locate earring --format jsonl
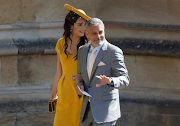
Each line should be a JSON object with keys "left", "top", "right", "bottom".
{"left": 70, "top": 29, "right": 72, "bottom": 32}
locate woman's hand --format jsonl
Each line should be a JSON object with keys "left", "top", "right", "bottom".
{"left": 50, "top": 93, "right": 58, "bottom": 101}
{"left": 75, "top": 85, "right": 84, "bottom": 95}
{"left": 71, "top": 74, "right": 83, "bottom": 83}
{"left": 50, "top": 92, "right": 57, "bottom": 101}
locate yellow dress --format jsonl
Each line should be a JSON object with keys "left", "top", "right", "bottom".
{"left": 54, "top": 38, "right": 83, "bottom": 126}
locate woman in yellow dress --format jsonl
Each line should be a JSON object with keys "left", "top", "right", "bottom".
{"left": 50, "top": 4, "right": 91, "bottom": 126}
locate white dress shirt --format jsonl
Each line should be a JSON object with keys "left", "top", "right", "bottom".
{"left": 86, "top": 44, "right": 103, "bottom": 73}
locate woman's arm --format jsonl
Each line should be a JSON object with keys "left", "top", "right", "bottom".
{"left": 50, "top": 53, "right": 62, "bottom": 100}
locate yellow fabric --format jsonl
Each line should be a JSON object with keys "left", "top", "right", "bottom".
{"left": 54, "top": 38, "right": 83, "bottom": 126}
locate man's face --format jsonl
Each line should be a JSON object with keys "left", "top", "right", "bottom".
{"left": 86, "top": 24, "right": 105, "bottom": 47}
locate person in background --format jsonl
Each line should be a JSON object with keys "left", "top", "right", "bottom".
{"left": 50, "top": 4, "right": 91, "bottom": 126}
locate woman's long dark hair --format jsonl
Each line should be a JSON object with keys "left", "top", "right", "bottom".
{"left": 63, "top": 11, "right": 87, "bottom": 60}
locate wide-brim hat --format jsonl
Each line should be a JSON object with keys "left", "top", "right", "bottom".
{"left": 65, "top": 4, "right": 91, "bottom": 21}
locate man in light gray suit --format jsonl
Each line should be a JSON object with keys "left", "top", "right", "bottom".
{"left": 75, "top": 18, "right": 130, "bottom": 126}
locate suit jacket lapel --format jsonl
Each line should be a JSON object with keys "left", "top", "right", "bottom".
{"left": 89, "top": 40, "right": 108, "bottom": 81}
{"left": 82, "top": 44, "right": 91, "bottom": 84}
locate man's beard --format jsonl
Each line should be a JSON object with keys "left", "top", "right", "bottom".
{"left": 92, "top": 38, "right": 104, "bottom": 47}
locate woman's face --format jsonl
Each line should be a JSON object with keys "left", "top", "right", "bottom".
{"left": 71, "top": 17, "right": 86, "bottom": 37}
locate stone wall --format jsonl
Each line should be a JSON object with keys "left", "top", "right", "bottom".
{"left": 0, "top": 54, "right": 180, "bottom": 126}
{"left": 1, "top": 0, "right": 180, "bottom": 26}
{"left": 0, "top": 0, "right": 180, "bottom": 126}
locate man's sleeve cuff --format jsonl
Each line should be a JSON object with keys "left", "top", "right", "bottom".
{"left": 107, "top": 79, "right": 114, "bottom": 87}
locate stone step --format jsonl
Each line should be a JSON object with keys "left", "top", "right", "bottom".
{"left": 0, "top": 112, "right": 54, "bottom": 126}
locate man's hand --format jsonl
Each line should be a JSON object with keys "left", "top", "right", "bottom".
{"left": 96, "top": 75, "right": 112, "bottom": 87}
{"left": 75, "top": 85, "right": 84, "bottom": 95}
{"left": 72, "top": 74, "right": 83, "bottom": 83}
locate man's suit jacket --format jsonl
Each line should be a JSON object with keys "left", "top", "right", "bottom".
{"left": 77, "top": 39, "right": 130, "bottom": 123}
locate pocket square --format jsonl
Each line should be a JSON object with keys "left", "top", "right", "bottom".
{"left": 98, "top": 61, "right": 106, "bottom": 66}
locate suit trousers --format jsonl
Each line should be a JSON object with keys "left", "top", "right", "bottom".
{"left": 80, "top": 102, "right": 116, "bottom": 126}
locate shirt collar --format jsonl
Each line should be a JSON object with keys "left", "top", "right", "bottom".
{"left": 89, "top": 43, "right": 103, "bottom": 53}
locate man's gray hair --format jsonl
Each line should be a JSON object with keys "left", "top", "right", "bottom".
{"left": 86, "top": 18, "right": 105, "bottom": 31}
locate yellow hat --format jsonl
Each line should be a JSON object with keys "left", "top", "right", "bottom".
{"left": 65, "top": 4, "right": 91, "bottom": 21}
